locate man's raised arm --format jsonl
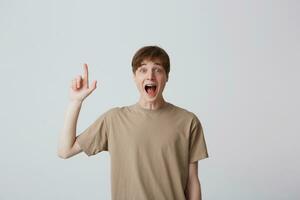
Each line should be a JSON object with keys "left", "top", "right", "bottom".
{"left": 57, "top": 63, "right": 97, "bottom": 159}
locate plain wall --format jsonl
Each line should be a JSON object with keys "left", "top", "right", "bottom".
{"left": 0, "top": 0, "right": 299, "bottom": 199}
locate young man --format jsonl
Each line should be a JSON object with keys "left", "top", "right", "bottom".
{"left": 57, "top": 46, "right": 209, "bottom": 200}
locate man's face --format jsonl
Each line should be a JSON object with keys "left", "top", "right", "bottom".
{"left": 133, "top": 59, "right": 168, "bottom": 102}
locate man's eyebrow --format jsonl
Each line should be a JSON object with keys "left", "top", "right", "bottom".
{"left": 154, "top": 62, "right": 162, "bottom": 66}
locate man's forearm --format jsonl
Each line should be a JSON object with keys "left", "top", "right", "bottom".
{"left": 57, "top": 100, "right": 82, "bottom": 156}
{"left": 186, "top": 178, "right": 202, "bottom": 200}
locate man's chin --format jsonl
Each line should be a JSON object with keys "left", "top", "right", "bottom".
{"left": 143, "top": 95, "right": 157, "bottom": 101}
{"left": 141, "top": 92, "right": 164, "bottom": 102}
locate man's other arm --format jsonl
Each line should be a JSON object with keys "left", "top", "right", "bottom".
{"left": 185, "top": 161, "right": 202, "bottom": 200}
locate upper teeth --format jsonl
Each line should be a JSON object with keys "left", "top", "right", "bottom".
{"left": 146, "top": 84, "right": 156, "bottom": 86}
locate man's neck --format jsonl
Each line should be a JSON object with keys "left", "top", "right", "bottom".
{"left": 137, "top": 98, "right": 166, "bottom": 110}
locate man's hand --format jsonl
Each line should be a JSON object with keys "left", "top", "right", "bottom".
{"left": 69, "top": 63, "right": 97, "bottom": 102}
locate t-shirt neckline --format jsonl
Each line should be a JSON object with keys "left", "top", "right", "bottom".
{"left": 133, "top": 101, "right": 171, "bottom": 113}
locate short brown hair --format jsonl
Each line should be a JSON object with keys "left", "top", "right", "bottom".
{"left": 131, "top": 46, "right": 170, "bottom": 77}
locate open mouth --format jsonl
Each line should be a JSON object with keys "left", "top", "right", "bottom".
{"left": 144, "top": 84, "right": 157, "bottom": 97}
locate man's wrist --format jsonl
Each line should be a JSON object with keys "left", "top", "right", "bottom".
{"left": 69, "top": 99, "right": 83, "bottom": 106}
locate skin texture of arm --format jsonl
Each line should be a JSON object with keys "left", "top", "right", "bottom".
{"left": 57, "top": 100, "right": 83, "bottom": 159}
{"left": 185, "top": 161, "right": 202, "bottom": 200}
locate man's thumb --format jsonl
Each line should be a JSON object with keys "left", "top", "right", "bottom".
{"left": 89, "top": 80, "right": 97, "bottom": 92}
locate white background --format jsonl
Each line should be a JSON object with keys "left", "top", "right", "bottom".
{"left": 0, "top": 0, "right": 299, "bottom": 199}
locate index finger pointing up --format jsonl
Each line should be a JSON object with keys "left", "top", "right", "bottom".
{"left": 82, "top": 63, "right": 89, "bottom": 87}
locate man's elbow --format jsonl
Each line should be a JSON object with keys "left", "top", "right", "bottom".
{"left": 57, "top": 150, "right": 70, "bottom": 159}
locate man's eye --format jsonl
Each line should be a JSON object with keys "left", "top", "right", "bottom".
{"left": 154, "top": 68, "right": 163, "bottom": 73}
{"left": 140, "top": 68, "right": 147, "bottom": 73}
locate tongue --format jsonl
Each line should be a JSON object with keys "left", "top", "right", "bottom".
{"left": 147, "top": 87, "right": 156, "bottom": 97}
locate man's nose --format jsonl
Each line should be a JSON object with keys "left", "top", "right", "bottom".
{"left": 146, "top": 70, "right": 155, "bottom": 79}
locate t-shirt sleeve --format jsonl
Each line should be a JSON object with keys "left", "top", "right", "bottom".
{"left": 189, "top": 115, "right": 209, "bottom": 163}
{"left": 76, "top": 113, "right": 109, "bottom": 156}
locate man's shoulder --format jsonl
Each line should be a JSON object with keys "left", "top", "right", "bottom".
{"left": 167, "top": 103, "right": 198, "bottom": 120}
{"left": 103, "top": 104, "right": 134, "bottom": 116}
{"left": 103, "top": 106, "right": 122, "bottom": 116}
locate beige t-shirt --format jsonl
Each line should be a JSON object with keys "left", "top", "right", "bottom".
{"left": 77, "top": 102, "right": 209, "bottom": 200}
